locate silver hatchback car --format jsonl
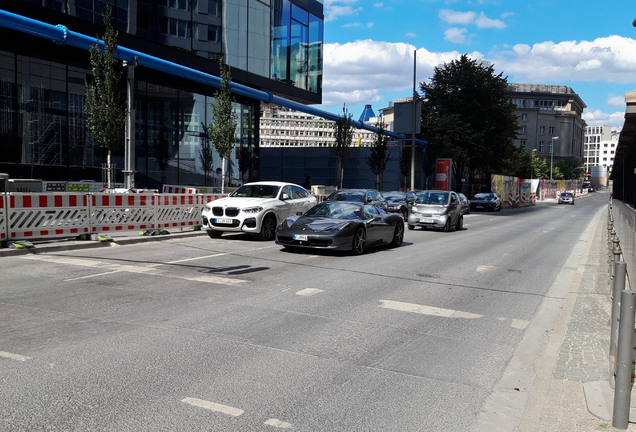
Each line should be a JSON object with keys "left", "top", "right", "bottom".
{"left": 407, "top": 190, "right": 463, "bottom": 232}
{"left": 558, "top": 192, "right": 575, "bottom": 205}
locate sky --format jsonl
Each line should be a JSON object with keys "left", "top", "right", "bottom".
{"left": 317, "top": 0, "right": 636, "bottom": 131}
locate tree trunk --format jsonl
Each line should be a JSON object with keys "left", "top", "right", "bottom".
{"left": 221, "top": 157, "right": 227, "bottom": 193}
{"left": 339, "top": 166, "right": 344, "bottom": 189}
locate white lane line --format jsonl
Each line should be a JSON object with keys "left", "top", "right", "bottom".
{"left": 296, "top": 288, "right": 323, "bottom": 296}
{"left": 379, "top": 300, "right": 482, "bottom": 319}
{"left": 511, "top": 319, "right": 530, "bottom": 329}
{"left": 22, "top": 255, "right": 104, "bottom": 268}
{"left": 64, "top": 271, "right": 121, "bottom": 281}
{"left": 167, "top": 253, "right": 229, "bottom": 264}
{"left": 176, "top": 274, "right": 245, "bottom": 285}
{"left": 181, "top": 397, "right": 244, "bottom": 416}
{"left": 264, "top": 418, "right": 293, "bottom": 428}
{"left": 0, "top": 351, "right": 32, "bottom": 362}
{"left": 476, "top": 265, "right": 494, "bottom": 273}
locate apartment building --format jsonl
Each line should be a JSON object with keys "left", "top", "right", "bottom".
{"left": 506, "top": 84, "right": 587, "bottom": 162}
{"left": 0, "top": 0, "right": 324, "bottom": 188}
{"left": 584, "top": 125, "right": 618, "bottom": 174}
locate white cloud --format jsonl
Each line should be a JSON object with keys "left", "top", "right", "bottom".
{"left": 583, "top": 110, "right": 625, "bottom": 130}
{"left": 492, "top": 36, "right": 636, "bottom": 84}
{"left": 405, "top": 33, "right": 417, "bottom": 38}
{"left": 373, "top": 2, "right": 383, "bottom": 7}
{"left": 444, "top": 28, "right": 468, "bottom": 43}
{"left": 367, "top": 22, "right": 374, "bottom": 28}
{"left": 324, "top": 1, "right": 363, "bottom": 22}
{"left": 439, "top": 9, "right": 476, "bottom": 25}
{"left": 607, "top": 94, "right": 625, "bottom": 107}
{"left": 501, "top": 12, "right": 515, "bottom": 18}
{"left": 475, "top": 12, "right": 505, "bottom": 29}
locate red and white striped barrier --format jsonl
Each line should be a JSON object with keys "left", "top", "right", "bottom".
{"left": 162, "top": 185, "right": 198, "bottom": 194}
{"left": 0, "top": 194, "right": 6, "bottom": 241}
{"left": 89, "top": 193, "right": 156, "bottom": 233}
{"left": 156, "top": 194, "right": 200, "bottom": 229}
{"left": 5, "top": 193, "right": 90, "bottom": 240}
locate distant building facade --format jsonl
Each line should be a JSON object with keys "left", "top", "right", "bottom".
{"left": 584, "top": 125, "right": 618, "bottom": 174}
{"left": 506, "top": 84, "right": 587, "bottom": 163}
{"left": 260, "top": 106, "right": 378, "bottom": 148}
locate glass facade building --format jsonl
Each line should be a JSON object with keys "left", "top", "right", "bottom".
{"left": 0, "top": 0, "right": 323, "bottom": 189}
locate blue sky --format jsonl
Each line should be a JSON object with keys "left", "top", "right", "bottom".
{"left": 318, "top": 0, "right": 636, "bottom": 130}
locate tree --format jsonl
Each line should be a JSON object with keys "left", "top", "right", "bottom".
{"left": 419, "top": 54, "right": 519, "bottom": 190}
{"left": 399, "top": 146, "right": 412, "bottom": 190}
{"left": 556, "top": 157, "right": 585, "bottom": 180}
{"left": 198, "top": 123, "right": 214, "bottom": 186}
{"left": 366, "top": 117, "right": 391, "bottom": 191}
{"left": 85, "top": 6, "right": 125, "bottom": 190}
{"left": 206, "top": 57, "right": 238, "bottom": 193}
{"left": 333, "top": 106, "right": 355, "bottom": 189}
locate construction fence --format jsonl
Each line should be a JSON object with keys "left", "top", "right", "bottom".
{"left": 491, "top": 175, "right": 587, "bottom": 208}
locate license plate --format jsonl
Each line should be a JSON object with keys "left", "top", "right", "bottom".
{"left": 215, "top": 218, "right": 233, "bottom": 224}
{"left": 419, "top": 218, "right": 434, "bottom": 223}
{"left": 476, "top": 205, "right": 484, "bottom": 208}
{"left": 293, "top": 234, "right": 308, "bottom": 241}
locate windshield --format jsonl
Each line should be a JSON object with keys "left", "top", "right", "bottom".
{"left": 382, "top": 192, "right": 406, "bottom": 201}
{"left": 325, "top": 191, "right": 366, "bottom": 202}
{"left": 561, "top": 193, "right": 573, "bottom": 197}
{"left": 474, "top": 193, "right": 496, "bottom": 199}
{"left": 415, "top": 192, "right": 449, "bottom": 205}
{"left": 304, "top": 202, "right": 363, "bottom": 219}
{"left": 231, "top": 184, "right": 280, "bottom": 198}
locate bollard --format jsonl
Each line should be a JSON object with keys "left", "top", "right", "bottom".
{"left": 612, "top": 289, "right": 636, "bottom": 430}
{"left": 610, "top": 262, "right": 627, "bottom": 360}
{"left": 612, "top": 250, "right": 622, "bottom": 279}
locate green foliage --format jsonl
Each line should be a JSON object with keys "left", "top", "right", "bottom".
{"left": 366, "top": 118, "right": 391, "bottom": 178}
{"left": 333, "top": 106, "right": 355, "bottom": 187}
{"left": 399, "top": 146, "right": 412, "bottom": 178}
{"left": 207, "top": 58, "right": 238, "bottom": 162}
{"left": 198, "top": 126, "right": 214, "bottom": 186}
{"left": 556, "top": 157, "right": 585, "bottom": 180}
{"left": 420, "top": 54, "right": 519, "bottom": 186}
{"left": 84, "top": 6, "right": 125, "bottom": 155}
{"left": 508, "top": 149, "right": 550, "bottom": 179}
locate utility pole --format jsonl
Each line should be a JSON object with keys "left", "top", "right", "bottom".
{"left": 410, "top": 50, "right": 416, "bottom": 190}
{"left": 123, "top": 56, "right": 138, "bottom": 190}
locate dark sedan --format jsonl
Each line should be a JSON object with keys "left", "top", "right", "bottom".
{"left": 324, "top": 189, "right": 388, "bottom": 211}
{"left": 381, "top": 191, "right": 410, "bottom": 221}
{"left": 470, "top": 193, "right": 502, "bottom": 211}
{"left": 275, "top": 201, "right": 404, "bottom": 255}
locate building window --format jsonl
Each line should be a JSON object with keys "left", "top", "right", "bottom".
{"left": 539, "top": 141, "right": 545, "bottom": 153}
{"left": 539, "top": 126, "right": 545, "bottom": 134}
{"left": 208, "top": 25, "right": 221, "bottom": 42}
{"left": 520, "top": 126, "right": 527, "bottom": 134}
{"left": 521, "top": 113, "right": 527, "bottom": 121}
{"left": 549, "top": 126, "right": 554, "bottom": 134}
{"left": 520, "top": 140, "right": 526, "bottom": 148}
{"left": 208, "top": 0, "right": 221, "bottom": 16}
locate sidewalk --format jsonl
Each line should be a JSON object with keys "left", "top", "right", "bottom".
{"left": 517, "top": 205, "right": 635, "bottom": 431}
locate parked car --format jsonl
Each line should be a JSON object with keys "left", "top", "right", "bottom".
{"left": 201, "top": 181, "right": 316, "bottom": 240}
{"left": 275, "top": 201, "right": 404, "bottom": 255}
{"left": 406, "top": 190, "right": 422, "bottom": 206}
{"left": 558, "top": 192, "right": 575, "bottom": 205}
{"left": 324, "top": 189, "right": 388, "bottom": 211}
{"left": 458, "top": 193, "right": 471, "bottom": 215}
{"left": 470, "top": 193, "right": 502, "bottom": 212}
{"left": 381, "top": 191, "right": 410, "bottom": 221}
{"left": 407, "top": 190, "right": 463, "bottom": 232}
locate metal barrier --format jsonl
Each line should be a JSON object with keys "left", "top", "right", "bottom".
{"left": 0, "top": 192, "right": 332, "bottom": 243}
{"left": 5, "top": 193, "right": 91, "bottom": 240}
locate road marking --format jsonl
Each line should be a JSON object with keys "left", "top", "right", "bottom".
{"left": 0, "top": 351, "right": 31, "bottom": 362}
{"left": 264, "top": 419, "right": 293, "bottom": 428}
{"left": 296, "top": 288, "right": 323, "bottom": 296}
{"left": 23, "top": 255, "right": 245, "bottom": 285}
{"left": 511, "top": 319, "right": 530, "bottom": 329}
{"left": 379, "top": 300, "right": 482, "bottom": 319}
{"left": 181, "top": 397, "right": 244, "bottom": 416}
{"left": 167, "top": 253, "right": 229, "bottom": 264}
{"left": 477, "top": 265, "right": 494, "bottom": 272}
{"left": 64, "top": 271, "right": 121, "bottom": 281}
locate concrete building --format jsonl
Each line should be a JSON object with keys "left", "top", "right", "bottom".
{"left": 584, "top": 125, "right": 618, "bottom": 174}
{"left": 507, "top": 84, "right": 587, "bottom": 163}
{"left": 0, "top": 0, "right": 324, "bottom": 188}
{"left": 260, "top": 106, "right": 379, "bottom": 148}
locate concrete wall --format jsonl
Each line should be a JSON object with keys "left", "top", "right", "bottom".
{"left": 612, "top": 200, "right": 636, "bottom": 287}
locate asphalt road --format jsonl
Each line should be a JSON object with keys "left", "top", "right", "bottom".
{"left": 0, "top": 194, "right": 608, "bottom": 431}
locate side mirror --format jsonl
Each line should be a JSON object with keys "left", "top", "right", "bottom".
{"left": 296, "top": 211, "right": 303, "bottom": 216}
{"left": 281, "top": 193, "right": 290, "bottom": 201}
{"left": 372, "top": 216, "right": 382, "bottom": 222}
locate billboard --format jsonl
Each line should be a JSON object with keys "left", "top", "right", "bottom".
{"left": 436, "top": 158, "right": 452, "bottom": 191}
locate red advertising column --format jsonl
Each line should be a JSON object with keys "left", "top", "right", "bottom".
{"left": 436, "top": 158, "right": 452, "bottom": 191}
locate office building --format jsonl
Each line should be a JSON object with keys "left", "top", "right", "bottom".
{"left": 584, "top": 125, "right": 618, "bottom": 174}
{"left": 506, "top": 84, "right": 587, "bottom": 163}
{"left": 0, "top": 0, "right": 324, "bottom": 188}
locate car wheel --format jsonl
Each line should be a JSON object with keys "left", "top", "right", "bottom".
{"left": 351, "top": 227, "right": 366, "bottom": 255}
{"left": 391, "top": 222, "right": 404, "bottom": 247}
{"left": 407, "top": 224, "right": 415, "bottom": 231}
{"left": 497, "top": 204, "right": 502, "bottom": 212}
{"left": 442, "top": 218, "right": 451, "bottom": 232}
{"left": 455, "top": 215, "right": 463, "bottom": 231}
{"left": 207, "top": 230, "right": 222, "bottom": 239}
{"left": 258, "top": 214, "right": 277, "bottom": 241}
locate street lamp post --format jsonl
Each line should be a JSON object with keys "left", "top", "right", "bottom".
{"left": 531, "top": 148, "right": 537, "bottom": 179}
{"left": 550, "top": 137, "right": 559, "bottom": 180}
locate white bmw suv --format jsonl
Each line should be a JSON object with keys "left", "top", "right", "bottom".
{"left": 202, "top": 181, "right": 317, "bottom": 240}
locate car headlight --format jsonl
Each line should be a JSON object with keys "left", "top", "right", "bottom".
{"left": 242, "top": 206, "right": 263, "bottom": 214}
{"left": 324, "top": 222, "right": 351, "bottom": 233}
{"left": 204, "top": 204, "right": 212, "bottom": 211}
